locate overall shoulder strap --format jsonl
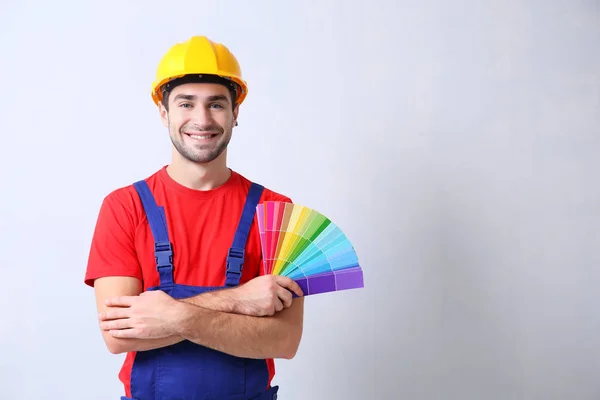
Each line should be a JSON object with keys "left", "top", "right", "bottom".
{"left": 225, "top": 182, "right": 265, "bottom": 287}
{"left": 133, "top": 180, "right": 174, "bottom": 287}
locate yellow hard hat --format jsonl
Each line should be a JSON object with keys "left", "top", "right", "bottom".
{"left": 151, "top": 36, "right": 248, "bottom": 106}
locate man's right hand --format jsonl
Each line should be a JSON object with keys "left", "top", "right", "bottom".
{"left": 229, "top": 275, "right": 304, "bottom": 317}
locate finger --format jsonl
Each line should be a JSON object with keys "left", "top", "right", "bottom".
{"left": 99, "top": 318, "right": 133, "bottom": 331}
{"left": 274, "top": 276, "right": 304, "bottom": 297}
{"left": 277, "top": 287, "right": 293, "bottom": 308}
{"left": 274, "top": 298, "right": 284, "bottom": 313}
{"left": 99, "top": 308, "right": 130, "bottom": 321}
{"left": 105, "top": 296, "right": 136, "bottom": 307}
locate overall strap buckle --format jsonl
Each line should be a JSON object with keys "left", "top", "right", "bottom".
{"left": 155, "top": 241, "right": 174, "bottom": 288}
{"left": 155, "top": 241, "right": 173, "bottom": 268}
{"left": 225, "top": 247, "right": 244, "bottom": 286}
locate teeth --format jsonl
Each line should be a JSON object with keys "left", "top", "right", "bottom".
{"left": 189, "top": 134, "right": 214, "bottom": 139}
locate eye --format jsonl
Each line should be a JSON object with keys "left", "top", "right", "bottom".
{"left": 179, "top": 103, "right": 192, "bottom": 108}
{"left": 209, "top": 103, "right": 224, "bottom": 109}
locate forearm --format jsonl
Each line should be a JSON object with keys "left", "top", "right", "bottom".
{"left": 179, "top": 288, "right": 238, "bottom": 313}
{"left": 104, "top": 334, "right": 184, "bottom": 354}
{"left": 174, "top": 298, "right": 304, "bottom": 359}
{"left": 105, "top": 289, "right": 238, "bottom": 353}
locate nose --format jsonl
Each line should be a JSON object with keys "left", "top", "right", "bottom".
{"left": 188, "top": 106, "right": 217, "bottom": 128}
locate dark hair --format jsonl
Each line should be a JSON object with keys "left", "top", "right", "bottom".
{"left": 160, "top": 74, "right": 239, "bottom": 111}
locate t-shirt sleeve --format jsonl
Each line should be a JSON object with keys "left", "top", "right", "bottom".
{"left": 84, "top": 191, "right": 143, "bottom": 287}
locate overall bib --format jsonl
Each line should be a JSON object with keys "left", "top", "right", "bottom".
{"left": 121, "top": 180, "right": 279, "bottom": 400}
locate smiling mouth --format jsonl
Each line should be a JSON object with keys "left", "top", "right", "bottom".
{"left": 185, "top": 133, "right": 218, "bottom": 140}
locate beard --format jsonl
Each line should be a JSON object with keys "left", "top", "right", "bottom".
{"left": 169, "top": 121, "right": 232, "bottom": 164}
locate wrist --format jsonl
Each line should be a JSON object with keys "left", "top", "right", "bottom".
{"left": 171, "top": 301, "right": 201, "bottom": 337}
{"left": 212, "top": 288, "right": 240, "bottom": 313}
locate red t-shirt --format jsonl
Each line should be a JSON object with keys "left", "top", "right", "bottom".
{"left": 84, "top": 166, "right": 291, "bottom": 394}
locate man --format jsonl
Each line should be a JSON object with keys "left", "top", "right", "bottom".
{"left": 84, "top": 35, "right": 304, "bottom": 400}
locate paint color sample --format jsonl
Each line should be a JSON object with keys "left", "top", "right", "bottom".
{"left": 256, "top": 201, "right": 365, "bottom": 296}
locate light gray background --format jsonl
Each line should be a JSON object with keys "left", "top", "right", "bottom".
{"left": 1, "top": 1, "right": 599, "bottom": 399}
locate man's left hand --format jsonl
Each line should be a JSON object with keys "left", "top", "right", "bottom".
{"left": 99, "top": 290, "right": 183, "bottom": 339}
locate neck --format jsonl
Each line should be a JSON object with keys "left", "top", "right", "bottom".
{"left": 166, "top": 152, "right": 231, "bottom": 191}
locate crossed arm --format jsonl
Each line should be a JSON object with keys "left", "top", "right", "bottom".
{"left": 94, "top": 275, "right": 304, "bottom": 359}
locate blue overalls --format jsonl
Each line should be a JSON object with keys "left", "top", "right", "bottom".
{"left": 121, "top": 179, "right": 279, "bottom": 400}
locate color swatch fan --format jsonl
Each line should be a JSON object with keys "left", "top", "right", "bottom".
{"left": 256, "top": 201, "right": 364, "bottom": 296}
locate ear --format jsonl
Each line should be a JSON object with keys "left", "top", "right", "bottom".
{"left": 233, "top": 104, "right": 240, "bottom": 127}
{"left": 158, "top": 102, "right": 169, "bottom": 128}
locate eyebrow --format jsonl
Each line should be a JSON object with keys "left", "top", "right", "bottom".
{"left": 172, "top": 93, "right": 230, "bottom": 103}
